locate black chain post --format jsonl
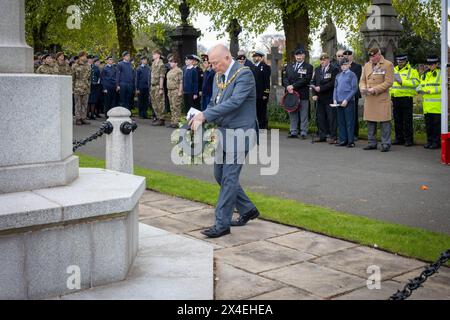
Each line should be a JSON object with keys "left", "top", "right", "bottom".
{"left": 120, "top": 120, "right": 138, "bottom": 135}
{"left": 73, "top": 121, "right": 114, "bottom": 152}
{"left": 389, "top": 249, "right": 450, "bottom": 300}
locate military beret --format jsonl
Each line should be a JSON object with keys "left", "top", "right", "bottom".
{"left": 186, "top": 54, "right": 199, "bottom": 62}
{"left": 294, "top": 48, "right": 306, "bottom": 55}
{"left": 42, "top": 53, "right": 51, "bottom": 60}
{"left": 106, "top": 56, "right": 113, "bottom": 60}
{"left": 319, "top": 52, "right": 330, "bottom": 60}
{"left": 201, "top": 54, "right": 209, "bottom": 61}
{"left": 252, "top": 50, "right": 265, "bottom": 58}
{"left": 55, "top": 52, "right": 65, "bottom": 60}
{"left": 339, "top": 58, "right": 351, "bottom": 66}
{"left": 122, "top": 51, "right": 130, "bottom": 57}
{"left": 426, "top": 55, "right": 440, "bottom": 64}
{"left": 192, "top": 55, "right": 201, "bottom": 62}
{"left": 343, "top": 50, "right": 353, "bottom": 56}
{"left": 93, "top": 58, "right": 100, "bottom": 63}
{"left": 87, "top": 55, "right": 95, "bottom": 59}
{"left": 140, "top": 55, "right": 148, "bottom": 61}
{"left": 368, "top": 48, "right": 380, "bottom": 57}
{"left": 396, "top": 53, "right": 408, "bottom": 61}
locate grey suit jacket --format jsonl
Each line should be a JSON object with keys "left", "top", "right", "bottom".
{"left": 203, "top": 61, "right": 258, "bottom": 154}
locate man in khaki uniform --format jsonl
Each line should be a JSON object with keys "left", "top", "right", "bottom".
{"left": 55, "top": 52, "right": 71, "bottom": 75}
{"left": 36, "top": 54, "right": 58, "bottom": 75}
{"left": 151, "top": 49, "right": 167, "bottom": 126}
{"left": 72, "top": 51, "right": 91, "bottom": 125}
{"left": 166, "top": 55, "right": 183, "bottom": 128}
{"left": 359, "top": 48, "right": 394, "bottom": 152}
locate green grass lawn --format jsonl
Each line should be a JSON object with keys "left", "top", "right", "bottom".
{"left": 78, "top": 153, "right": 450, "bottom": 264}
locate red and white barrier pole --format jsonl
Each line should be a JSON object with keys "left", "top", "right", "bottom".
{"left": 441, "top": 0, "right": 450, "bottom": 165}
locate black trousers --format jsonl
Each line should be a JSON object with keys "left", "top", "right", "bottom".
{"left": 256, "top": 98, "right": 269, "bottom": 129}
{"left": 103, "top": 87, "right": 117, "bottom": 116}
{"left": 425, "top": 113, "right": 441, "bottom": 146}
{"left": 193, "top": 95, "right": 201, "bottom": 110}
{"left": 183, "top": 94, "right": 195, "bottom": 114}
{"left": 137, "top": 88, "right": 150, "bottom": 118}
{"left": 317, "top": 100, "right": 337, "bottom": 140}
{"left": 393, "top": 97, "right": 414, "bottom": 143}
{"left": 354, "top": 97, "right": 360, "bottom": 138}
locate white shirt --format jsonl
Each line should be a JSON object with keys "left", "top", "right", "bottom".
{"left": 254, "top": 61, "right": 261, "bottom": 67}
{"left": 223, "top": 60, "right": 236, "bottom": 82}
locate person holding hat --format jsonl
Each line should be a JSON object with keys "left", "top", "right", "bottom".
{"left": 55, "top": 52, "right": 71, "bottom": 75}
{"left": 72, "top": 51, "right": 92, "bottom": 125}
{"left": 343, "top": 50, "right": 362, "bottom": 141}
{"left": 360, "top": 48, "right": 394, "bottom": 152}
{"left": 151, "top": 49, "right": 167, "bottom": 125}
{"left": 311, "top": 52, "right": 340, "bottom": 144}
{"left": 252, "top": 50, "right": 271, "bottom": 129}
{"left": 36, "top": 53, "right": 58, "bottom": 75}
{"left": 116, "top": 51, "right": 135, "bottom": 111}
{"left": 390, "top": 53, "right": 420, "bottom": 147}
{"left": 183, "top": 54, "right": 200, "bottom": 114}
{"left": 333, "top": 58, "right": 358, "bottom": 147}
{"left": 135, "top": 56, "right": 151, "bottom": 119}
{"left": 100, "top": 56, "right": 117, "bottom": 115}
{"left": 418, "top": 55, "right": 442, "bottom": 149}
{"left": 282, "top": 48, "right": 314, "bottom": 138}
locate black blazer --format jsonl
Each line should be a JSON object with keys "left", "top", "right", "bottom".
{"left": 254, "top": 62, "right": 271, "bottom": 99}
{"left": 282, "top": 61, "right": 313, "bottom": 100}
{"left": 350, "top": 62, "right": 363, "bottom": 98}
{"left": 311, "top": 64, "right": 339, "bottom": 103}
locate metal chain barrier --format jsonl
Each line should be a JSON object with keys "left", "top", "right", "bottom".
{"left": 389, "top": 249, "right": 450, "bottom": 300}
{"left": 72, "top": 121, "right": 114, "bottom": 152}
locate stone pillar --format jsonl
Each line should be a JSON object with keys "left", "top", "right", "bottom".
{"left": 170, "top": 0, "right": 201, "bottom": 62}
{"left": 360, "top": 0, "right": 403, "bottom": 62}
{"left": 0, "top": 0, "right": 33, "bottom": 73}
{"left": 106, "top": 108, "right": 135, "bottom": 174}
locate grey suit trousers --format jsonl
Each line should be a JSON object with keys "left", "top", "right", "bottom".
{"left": 213, "top": 152, "right": 256, "bottom": 231}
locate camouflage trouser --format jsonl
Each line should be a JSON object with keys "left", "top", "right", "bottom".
{"left": 151, "top": 86, "right": 165, "bottom": 119}
{"left": 74, "top": 94, "right": 89, "bottom": 120}
{"left": 168, "top": 90, "right": 182, "bottom": 125}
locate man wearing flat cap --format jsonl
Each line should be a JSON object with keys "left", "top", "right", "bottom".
{"left": 344, "top": 50, "right": 362, "bottom": 140}
{"left": 252, "top": 51, "right": 271, "bottom": 129}
{"left": 360, "top": 48, "right": 394, "bottom": 152}
{"left": 116, "top": 51, "right": 135, "bottom": 111}
{"left": 390, "top": 53, "right": 420, "bottom": 147}
{"left": 419, "top": 55, "right": 442, "bottom": 149}
{"left": 282, "top": 48, "right": 314, "bottom": 138}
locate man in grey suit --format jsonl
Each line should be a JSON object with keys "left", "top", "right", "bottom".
{"left": 189, "top": 44, "right": 260, "bottom": 238}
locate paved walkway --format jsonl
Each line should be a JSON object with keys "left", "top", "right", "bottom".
{"left": 74, "top": 119, "right": 450, "bottom": 234}
{"left": 139, "top": 190, "right": 450, "bottom": 300}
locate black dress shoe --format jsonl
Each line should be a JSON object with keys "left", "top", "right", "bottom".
{"left": 287, "top": 134, "right": 299, "bottom": 139}
{"left": 347, "top": 143, "right": 356, "bottom": 148}
{"left": 231, "top": 209, "right": 260, "bottom": 227}
{"left": 201, "top": 228, "right": 231, "bottom": 238}
{"left": 335, "top": 142, "right": 348, "bottom": 147}
{"left": 424, "top": 143, "right": 432, "bottom": 149}
{"left": 363, "top": 145, "right": 377, "bottom": 150}
{"left": 381, "top": 145, "right": 391, "bottom": 152}
{"left": 405, "top": 141, "right": 413, "bottom": 147}
{"left": 429, "top": 143, "right": 441, "bottom": 150}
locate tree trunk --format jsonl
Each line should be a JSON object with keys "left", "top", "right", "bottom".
{"left": 111, "top": 0, "right": 135, "bottom": 56}
{"left": 31, "top": 22, "right": 49, "bottom": 52}
{"left": 281, "top": 1, "right": 310, "bottom": 63}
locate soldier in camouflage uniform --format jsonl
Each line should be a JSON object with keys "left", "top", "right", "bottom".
{"left": 166, "top": 55, "right": 183, "bottom": 128}
{"left": 55, "top": 52, "right": 71, "bottom": 75}
{"left": 151, "top": 49, "right": 167, "bottom": 126}
{"left": 36, "top": 54, "right": 58, "bottom": 75}
{"left": 72, "top": 51, "right": 91, "bottom": 125}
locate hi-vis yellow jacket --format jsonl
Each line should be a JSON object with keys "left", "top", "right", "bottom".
{"left": 419, "top": 68, "right": 442, "bottom": 114}
{"left": 390, "top": 63, "right": 420, "bottom": 98}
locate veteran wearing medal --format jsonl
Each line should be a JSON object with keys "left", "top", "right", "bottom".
{"left": 360, "top": 48, "right": 394, "bottom": 152}
{"left": 189, "top": 44, "right": 260, "bottom": 239}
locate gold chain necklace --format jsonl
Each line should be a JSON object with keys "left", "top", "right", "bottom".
{"left": 216, "top": 66, "right": 250, "bottom": 90}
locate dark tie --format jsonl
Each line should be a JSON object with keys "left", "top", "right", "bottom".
{"left": 221, "top": 74, "right": 226, "bottom": 83}
{"left": 295, "top": 63, "right": 299, "bottom": 71}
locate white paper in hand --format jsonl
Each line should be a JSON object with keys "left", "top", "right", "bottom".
{"left": 186, "top": 107, "right": 201, "bottom": 121}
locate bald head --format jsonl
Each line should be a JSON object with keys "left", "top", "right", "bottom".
{"left": 208, "top": 44, "right": 233, "bottom": 74}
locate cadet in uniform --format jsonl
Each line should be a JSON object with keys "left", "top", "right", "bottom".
{"left": 151, "top": 49, "right": 167, "bottom": 126}
{"left": 88, "top": 57, "right": 101, "bottom": 120}
{"left": 36, "top": 54, "right": 58, "bottom": 74}
{"left": 55, "top": 52, "right": 71, "bottom": 75}
{"left": 252, "top": 50, "right": 271, "bottom": 130}
{"left": 418, "top": 55, "right": 442, "bottom": 149}
{"left": 390, "top": 54, "right": 420, "bottom": 146}
{"left": 166, "top": 55, "right": 183, "bottom": 128}
{"left": 360, "top": 48, "right": 394, "bottom": 152}
{"left": 72, "top": 51, "right": 91, "bottom": 125}
{"left": 183, "top": 54, "right": 199, "bottom": 114}
{"left": 116, "top": 51, "right": 135, "bottom": 111}
{"left": 100, "top": 56, "right": 117, "bottom": 115}
{"left": 135, "top": 56, "right": 151, "bottom": 119}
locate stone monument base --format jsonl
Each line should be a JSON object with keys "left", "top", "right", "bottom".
{"left": 0, "top": 168, "right": 145, "bottom": 300}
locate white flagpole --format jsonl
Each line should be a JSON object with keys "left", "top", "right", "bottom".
{"left": 441, "top": 0, "right": 448, "bottom": 135}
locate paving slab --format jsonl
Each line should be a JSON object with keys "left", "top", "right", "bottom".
{"left": 260, "top": 262, "right": 366, "bottom": 299}
{"left": 215, "top": 262, "right": 284, "bottom": 300}
{"left": 313, "top": 246, "right": 426, "bottom": 280}
{"left": 215, "top": 241, "right": 316, "bottom": 274}
{"left": 170, "top": 208, "right": 218, "bottom": 228}
{"left": 141, "top": 216, "right": 203, "bottom": 234}
{"left": 149, "top": 198, "right": 207, "bottom": 214}
{"left": 267, "top": 231, "right": 358, "bottom": 256}
{"left": 334, "top": 280, "right": 403, "bottom": 300}
{"left": 139, "top": 204, "right": 172, "bottom": 219}
{"left": 250, "top": 287, "right": 322, "bottom": 300}
{"left": 140, "top": 191, "right": 173, "bottom": 203}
